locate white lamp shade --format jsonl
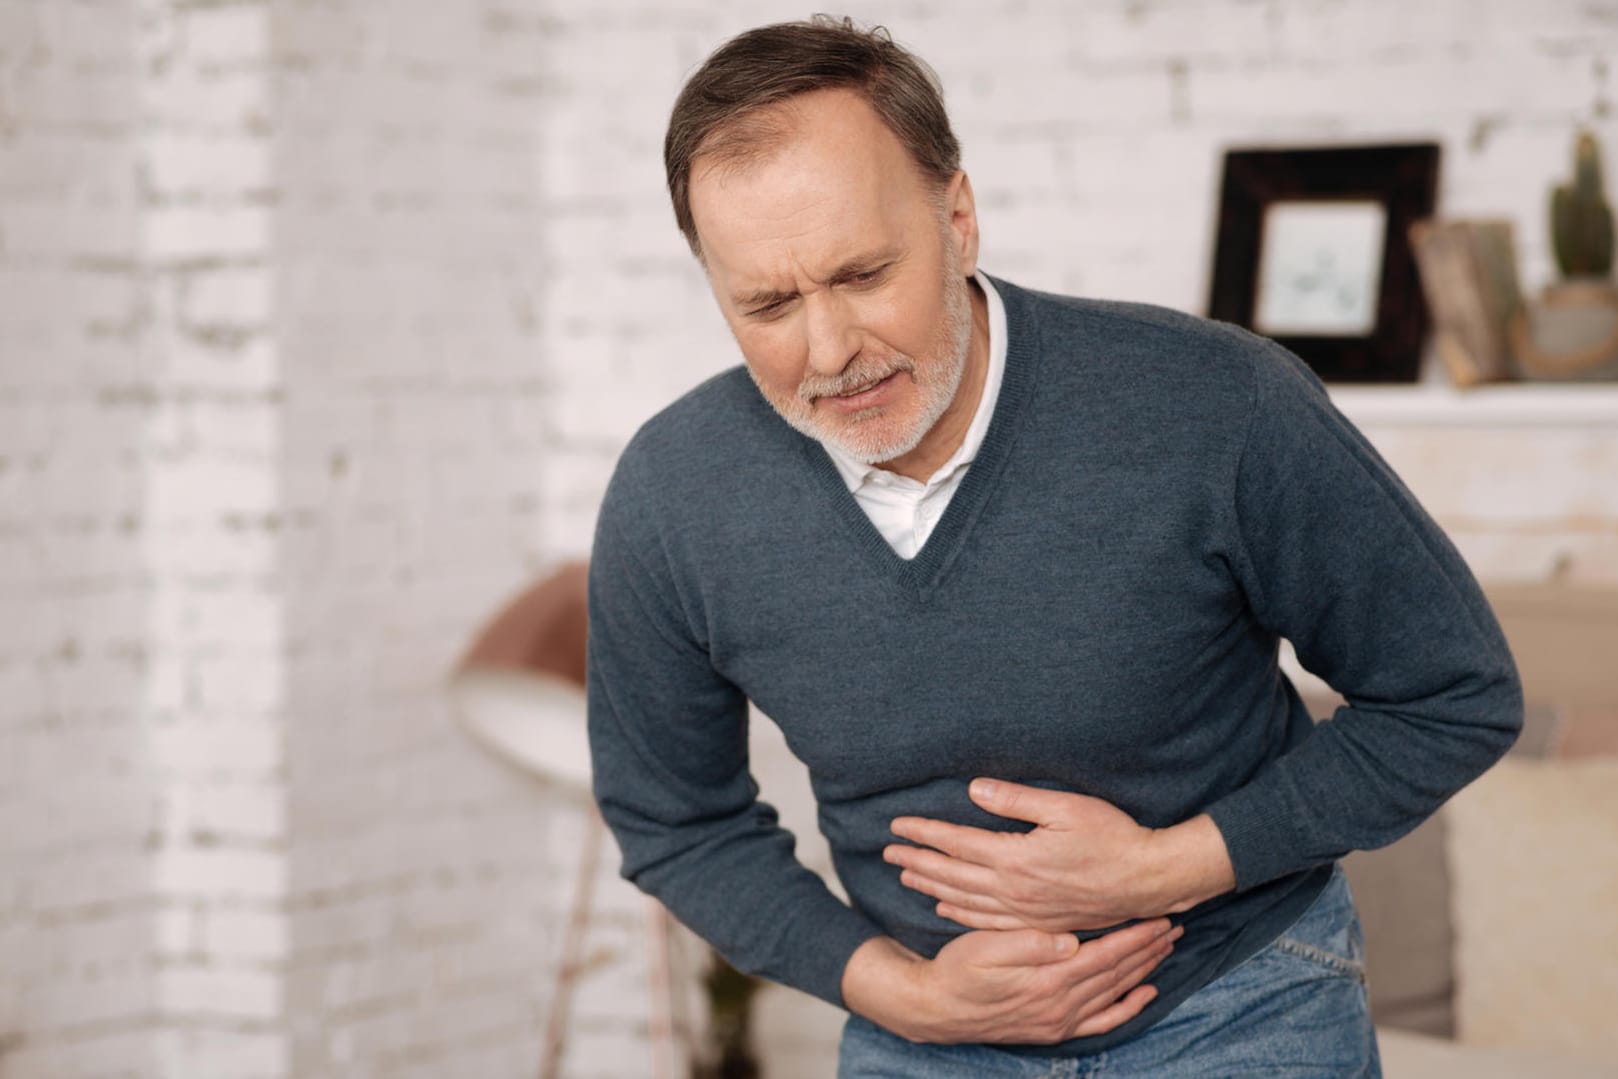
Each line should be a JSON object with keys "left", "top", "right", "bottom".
{"left": 449, "top": 666, "right": 592, "bottom": 792}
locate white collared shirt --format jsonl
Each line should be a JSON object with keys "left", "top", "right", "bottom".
{"left": 821, "top": 271, "right": 1009, "bottom": 560}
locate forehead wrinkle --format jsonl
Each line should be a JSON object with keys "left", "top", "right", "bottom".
{"left": 726, "top": 225, "right": 909, "bottom": 310}
{"left": 722, "top": 205, "right": 921, "bottom": 314}
{"left": 726, "top": 246, "right": 825, "bottom": 309}
{"left": 708, "top": 164, "right": 908, "bottom": 262}
{"left": 708, "top": 200, "right": 849, "bottom": 293}
{"left": 693, "top": 168, "right": 845, "bottom": 283}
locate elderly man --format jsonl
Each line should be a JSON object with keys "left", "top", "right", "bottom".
{"left": 586, "top": 16, "right": 1520, "bottom": 1077}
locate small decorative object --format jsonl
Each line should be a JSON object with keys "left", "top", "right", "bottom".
{"left": 1408, "top": 219, "right": 1524, "bottom": 387}
{"left": 694, "top": 958, "right": 762, "bottom": 1079}
{"left": 1509, "top": 130, "right": 1618, "bottom": 380}
{"left": 1553, "top": 131, "right": 1615, "bottom": 277}
{"left": 1208, "top": 143, "right": 1441, "bottom": 382}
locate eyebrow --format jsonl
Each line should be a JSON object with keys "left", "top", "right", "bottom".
{"left": 732, "top": 249, "right": 900, "bottom": 311}
{"left": 735, "top": 284, "right": 798, "bottom": 311}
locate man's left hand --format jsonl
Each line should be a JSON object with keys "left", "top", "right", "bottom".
{"left": 884, "top": 779, "right": 1236, "bottom": 933}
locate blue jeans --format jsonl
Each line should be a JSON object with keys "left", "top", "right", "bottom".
{"left": 839, "top": 864, "right": 1381, "bottom": 1077}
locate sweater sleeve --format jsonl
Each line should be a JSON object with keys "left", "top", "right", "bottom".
{"left": 585, "top": 466, "right": 885, "bottom": 1007}
{"left": 1203, "top": 340, "right": 1523, "bottom": 891}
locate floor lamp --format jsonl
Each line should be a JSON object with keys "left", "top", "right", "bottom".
{"left": 448, "top": 563, "right": 686, "bottom": 1079}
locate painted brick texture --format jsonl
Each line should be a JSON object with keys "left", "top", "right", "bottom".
{"left": 1, "top": 1, "right": 162, "bottom": 1075}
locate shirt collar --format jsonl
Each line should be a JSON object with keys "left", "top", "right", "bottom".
{"left": 824, "top": 270, "right": 1009, "bottom": 493}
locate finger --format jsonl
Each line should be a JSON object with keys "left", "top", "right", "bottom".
{"left": 896, "top": 864, "right": 1012, "bottom": 917}
{"left": 893, "top": 854, "right": 1003, "bottom": 905}
{"left": 1071, "top": 984, "right": 1159, "bottom": 1039}
{"left": 889, "top": 816, "right": 1007, "bottom": 864}
{"left": 955, "top": 927, "right": 1079, "bottom": 967}
{"left": 1072, "top": 930, "right": 1172, "bottom": 998}
{"left": 969, "top": 778, "right": 1098, "bottom": 826}
{"left": 1061, "top": 918, "right": 1175, "bottom": 973}
{"left": 1054, "top": 924, "right": 1176, "bottom": 995}
{"left": 885, "top": 844, "right": 1003, "bottom": 896}
{"left": 1059, "top": 930, "right": 1175, "bottom": 1037}
{"left": 935, "top": 902, "right": 1031, "bottom": 931}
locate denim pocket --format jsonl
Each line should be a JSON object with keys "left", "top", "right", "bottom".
{"left": 1272, "top": 865, "right": 1367, "bottom": 982}
{"left": 1272, "top": 933, "right": 1367, "bottom": 981}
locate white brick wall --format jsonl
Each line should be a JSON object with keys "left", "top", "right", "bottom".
{"left": 5, "top": 0, "right": 594, "bottom": 1075}
{"left": 3, "top": 3, "right": 1615, "bottom": 1079}
{"left": 267, "top": 0, "right": 595, "bottom": 1072}
{"left": 1, "top": 0, "right": 162, "bottom": 1075}
{"left": 132, "top": 4, "right": 291, "bottom": 1076}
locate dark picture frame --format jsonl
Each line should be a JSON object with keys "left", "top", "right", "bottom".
{"left": 1207, "top": 143, "right": 1441, "bottom": 383}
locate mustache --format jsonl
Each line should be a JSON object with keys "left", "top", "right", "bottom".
{"left": 798, "top": 356, "right": 914, "bottom": 402}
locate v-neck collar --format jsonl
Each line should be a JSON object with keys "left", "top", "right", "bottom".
{"left": 799, "top": 275, "right": 1043, "bottom": 598}
{"left": 822, "top": 270, "right": 1010, "bottom": 499}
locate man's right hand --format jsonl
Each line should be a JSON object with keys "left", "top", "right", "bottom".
{"left": 840, "top": 919, "right": 1181, "bottom": 1045}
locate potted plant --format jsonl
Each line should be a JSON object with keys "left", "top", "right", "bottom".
{"left": 1510, "top": 130, "right": 1618, "bottom": 380}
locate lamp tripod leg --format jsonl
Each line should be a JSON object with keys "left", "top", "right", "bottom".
{"left": 539, "top": 805, "right": 605, "bottom": 1079}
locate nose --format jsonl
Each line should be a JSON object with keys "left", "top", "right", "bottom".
{"left": 803, "top": 291, "right": 858, "bottom": 377}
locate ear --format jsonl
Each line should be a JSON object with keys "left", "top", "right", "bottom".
{"left": 943, "top": 169, "right": 980, "bottom": 278}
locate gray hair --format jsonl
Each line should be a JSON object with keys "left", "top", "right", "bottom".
{"left": 664, "top": 15, "right": 961, "bottom": 257}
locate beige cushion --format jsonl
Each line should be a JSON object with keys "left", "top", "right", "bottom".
{"left": 1551, "top": 706, "right": 1618, "bottom": 757}
{"left": 1322, "top": 583, "right": 1618, "bottom": 1038}
{"left": 1341, "top": 702, "right": 1561, "bottom": 1038}
{"left": 1486, "top": 584, "right": 1618, "bottom": 710}
{"left": 1377, "top": 1027, "right": 1617, "bottom": 1079}
{"left": 1445, "top": 756, "right": 1618, "bottom": 1057}
{"left": 1344, "top": 823, "right": 1454, "bottom": 1036}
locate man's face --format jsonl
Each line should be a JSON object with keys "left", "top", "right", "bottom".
{"left": 687, "top": 88, "right": 982, "bottom": 472}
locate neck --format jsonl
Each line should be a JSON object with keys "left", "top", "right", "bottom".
{"left": 876, "top": 278, "right": 992, "bottom": 483}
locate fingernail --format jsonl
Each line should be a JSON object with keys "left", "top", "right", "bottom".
{"left": 1056, "top": 934, "right": 1078, "bottom": 957}
{"left": 972, "top": 779, "right": 998, "bottom": 801}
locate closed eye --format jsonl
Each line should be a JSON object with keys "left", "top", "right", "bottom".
{"left": 745, "top": 296, "right": 795, "bottom": 321}
{"left": 844, "top": 265, "right": 888, "bottom": 288}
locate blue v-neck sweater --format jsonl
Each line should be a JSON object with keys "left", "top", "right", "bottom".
{"left": 586, "top": 277, "right": 1521, "bottom": 1054}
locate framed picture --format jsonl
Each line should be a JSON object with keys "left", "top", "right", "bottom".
{"left": 1207, "top": 143, "right": 1441, "bottom": 382}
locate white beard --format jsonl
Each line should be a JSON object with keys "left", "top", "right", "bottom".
{"left": 750, "top": 259, "right": 975, "bottom": 467}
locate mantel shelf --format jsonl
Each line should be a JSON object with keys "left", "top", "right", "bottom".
{"left": 1328, "top": 382, "right": 1618, "bottom": 427}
